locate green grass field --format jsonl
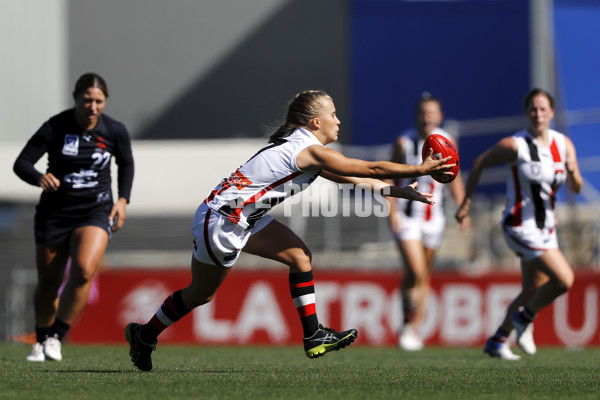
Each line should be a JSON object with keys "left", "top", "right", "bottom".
{"left": 1, "top": 343, "right": 599, "bottom": 400}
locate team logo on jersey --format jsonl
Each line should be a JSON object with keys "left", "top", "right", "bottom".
{"left": 96, "top": 136, "right": 106, "bottom": 149}
{"left": 530, "top": 163, "right": 541, "bottom": 177}
{"left": 62, "top": 134, "right": 79, "bottom": 156}
{"left": 228, "top": 169, "right": 252, "bottom": 190}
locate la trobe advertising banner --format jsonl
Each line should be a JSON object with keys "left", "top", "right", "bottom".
{"left": 69, "top": 269, "right": 600, "bottom": 348}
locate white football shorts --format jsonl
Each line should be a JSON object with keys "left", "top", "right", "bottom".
{"left": 191, "top": 202, "right": 273, "bottom": 268}
{"left": 393, "top": 211, "right": 446, "bottom": 250}
{"left": 501, "top": 222, "right": 559, "bottom": 261}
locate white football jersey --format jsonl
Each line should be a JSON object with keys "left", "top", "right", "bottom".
{"left": 204, "top": 128, "right": 322, "bottom": 229}
{"left": 502, "top": 129, "right": 568, "bottom": 232}
{"left": 393, "top": 127, "right": 450, "bottom": 223}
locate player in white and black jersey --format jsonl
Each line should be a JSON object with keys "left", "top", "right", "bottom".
{"left": 456, "top": 88, "right": 583, "bottom": 360}
{"left": 125, "top": 90, "right": 455, "bottom": 371}
{"left": 14, "top": 73, "right": 134, "bottom": 362}
{"left": 388, "top": 93, "right": 468, "bottom": 351}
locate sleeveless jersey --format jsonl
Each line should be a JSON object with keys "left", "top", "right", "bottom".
{"left": 393, "top": 127, "right": 449, "bottom": 222}
{"left": 204, "top": 128, "right": 322, "bottom": 230}
{"left": 502, "top": 129, "right": 568, "bottom": 232}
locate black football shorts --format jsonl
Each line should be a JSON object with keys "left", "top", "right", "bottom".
{"left": 34, "top": 203, "right": 113, "bottom": 246}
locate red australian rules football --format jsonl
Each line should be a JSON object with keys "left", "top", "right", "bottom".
{"left": 421, "top": 133, "right": 460, "bottom": 183}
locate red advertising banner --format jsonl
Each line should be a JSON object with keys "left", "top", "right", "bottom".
{"left": 69, "top": 269, "right": 600, "bottom": 347}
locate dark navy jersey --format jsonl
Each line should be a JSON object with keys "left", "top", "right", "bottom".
{"left": 14, "top": 109, "right": 134, "bottom": 215}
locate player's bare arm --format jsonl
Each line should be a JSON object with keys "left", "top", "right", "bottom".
{"left": 297, "top": 145, "right": 453, "bottom": 179}
{"left": 447, "top": 136, "right": 470, "bottom": 229}
{"left": 564, "top": 137, "right": 583, "bottom": 194}
{"left": 319, "top": 171, "right": 434, "bottom": 205}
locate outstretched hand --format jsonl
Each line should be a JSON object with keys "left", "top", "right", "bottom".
{"left": 385, "top": 181, "right": 435, "bottom": 205}
{"left": 421, "top": 148, "right": 455, "bottom": 178}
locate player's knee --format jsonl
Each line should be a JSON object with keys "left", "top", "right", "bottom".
{"left": 289, "top": 247, "right": 312, "bottom": 270}
{"left": 558, "top": 271, "right": 575, "bottom": 293}
{"left": 63, "top": 265, "right": 93, "bottom": 287}
{"left": 414, "top": 269, "right": 430, "bottom": 284}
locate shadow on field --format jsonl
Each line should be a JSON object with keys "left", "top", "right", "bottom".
{"left": 45, "top": 370, "right": 136, "bottom": 374}
{"left": 44, "top": 369, "right": 249, "bottom": 373}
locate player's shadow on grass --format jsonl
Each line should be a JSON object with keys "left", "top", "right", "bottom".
{"left": 46, "top": 370, "right": 137, "bottom": 374}
{"left": 46, "top": 369, "right": 248, "bottom": 373}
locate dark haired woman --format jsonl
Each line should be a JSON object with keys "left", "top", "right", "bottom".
{"left": 14, "top": 73, "right": 134, "bottom": 362}
{"left": 125, "top": 90, "right": 454, "bottom": 371}
{"left": 456, "top": 89, "right": 583, "bottom": 360}
{"left": 388, "top": 93, "right": 468, "bottom": 351}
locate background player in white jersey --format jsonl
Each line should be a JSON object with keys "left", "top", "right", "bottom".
{"left": 455, "top": 88, "right": 583, "bottom": 360}
{"left": 125, "top": 90, "right": 455, "bottom": 371}
{"left": 388, "top": 93, "right": 468, "bottom": 351}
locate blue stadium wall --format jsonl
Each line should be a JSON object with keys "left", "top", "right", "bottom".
{"left": 350, "top": 0, "right": 529, "bottom": 144}
{"left": 554, "top": 0, "right": 600, "bottom": 203}
{"left": 349, "top": 0, "right": 600, "bottom": 202}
